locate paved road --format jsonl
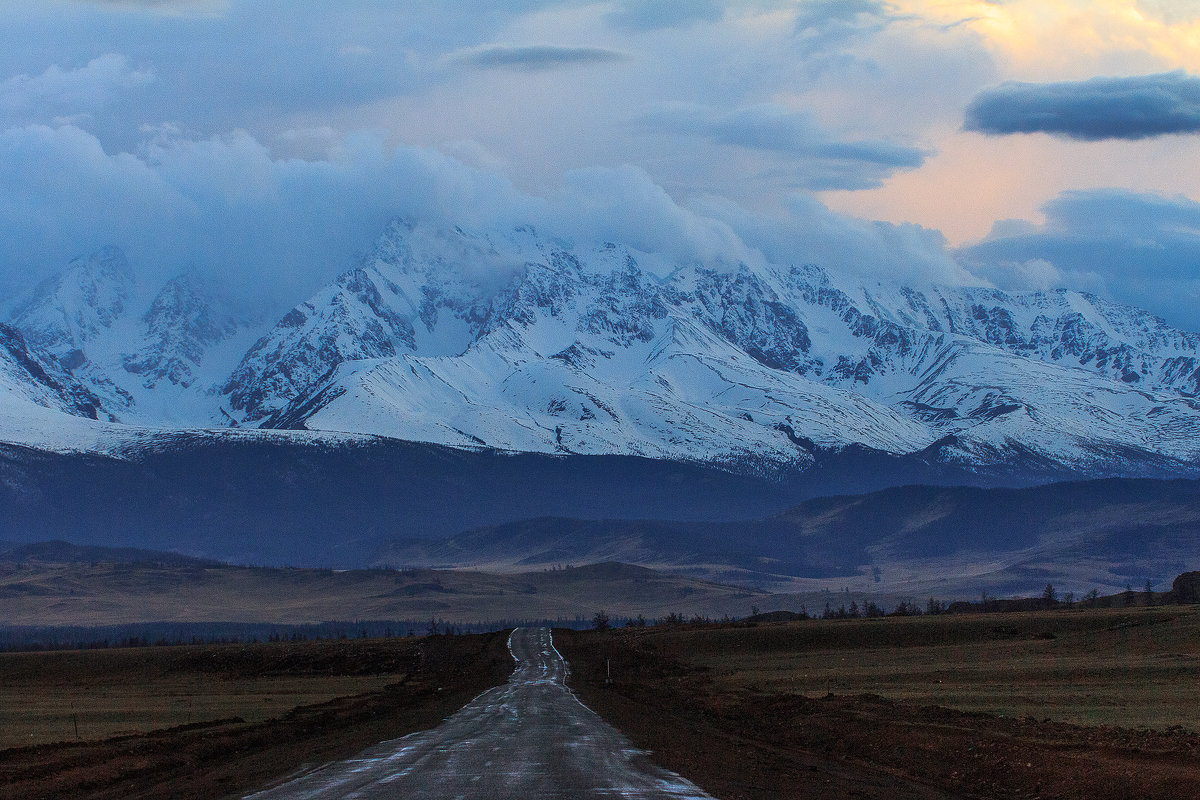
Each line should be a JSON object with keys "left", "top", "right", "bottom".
{"left": 246, "top": 627, "right": 714, "bottom": 799}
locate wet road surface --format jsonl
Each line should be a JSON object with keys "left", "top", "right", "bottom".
{"left": 246, "top": 627, "right": 714, "bottom": 799}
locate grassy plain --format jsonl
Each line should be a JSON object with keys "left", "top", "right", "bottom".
{"left": 0, "top": 632, "right": 514, "bottom": 800}
{"left": 0, "top": 560, "right": 761, "bottom": 626}
{"left": 0, "top": 640, "right": 412, "bottom": 749}
{"left": 653, "top": 605, "right": 1200, "bottom": 729}
{"left": 559, "top": 605, "right": 1200, "bottom": 800}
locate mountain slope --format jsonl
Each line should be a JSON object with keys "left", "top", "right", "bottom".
{"left": 218, "top": 222, "right": 1200, "bottom": 476}
{"left": 376, "top": 478, "right": 1200, "bottom": 596}
{"left": 0, "top": 324, "right": 105, "bottom": 420}
{"left": 6, "top": 223, "right": 1200, "bottom": 483}
{"left": 6, "top": 249, "right": 260, "bottom": 426}
{"left": 9, "top": 245, "right": 134, "bottom": 369}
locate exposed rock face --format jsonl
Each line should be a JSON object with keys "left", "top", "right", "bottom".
{"left": 0, "top": 323, "right": 106, "bottom": 420}
{"left": 123, "top": 273, "right": 240, "bottom": 390}
{"left": 10, "top": 245, "right": 133, "bottom": 368}
{"left": 215, "top": 222, "right": 1200, "bottom": 475}
{"left": 7, "top": 224, "right": 1200, "bottom": 479}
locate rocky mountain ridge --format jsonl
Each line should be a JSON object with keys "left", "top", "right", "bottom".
{"left": 4, "top": 222, "right": 1200, "bottom": 480}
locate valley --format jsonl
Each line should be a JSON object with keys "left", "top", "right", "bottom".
{"left": 7, "top": 5, "right": 1200, "bottom": 798}
{"left": 0, "top": 548, "right": 764, "bottom": 630}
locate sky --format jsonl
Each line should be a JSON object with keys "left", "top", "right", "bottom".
{"left": 3, "top": 0, "right": 1200, "bottom": 329}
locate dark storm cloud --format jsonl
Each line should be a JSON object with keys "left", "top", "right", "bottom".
{"left": 964, "top": 71, "right": 1200, "bottom": 141}
{"left": 451, "top": 45, "right": 629, "bottom": 71}
{"left": 642, "top": 104, "right": 928, "bottom": 190}
{"left": 960, "top": 189, "right": 1200, "bottom": 331}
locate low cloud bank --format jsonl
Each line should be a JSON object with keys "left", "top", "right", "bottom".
{"left": 5, "top": 123, "right": 1200, "bottom": 334}
{"left": 959, "top": 189, "right": 1200, "bottom": 332}
{"left": 0, "top": 123, "right": 968, "bottom": 313}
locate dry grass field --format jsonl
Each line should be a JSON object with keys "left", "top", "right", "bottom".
{"left": 558, "top": 605, "right": 1200, "bottom": 800}
{"left": 647, "top": 605, "right": 1200, "bottom": 729}
{"left": 0, "top": 560, "right": 762, "bottom": 626}
{"left": 0, "top": 641, "right": 411, "bottom": 749}
{"left": 0, "top": 632, "right": 514, "bottom": 800}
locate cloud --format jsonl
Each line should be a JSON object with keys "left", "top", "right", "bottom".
{"left": 794, "top": 0, "right": 904, "bottom": 59}
{"left": 548, "top": 165, "right": 761, "bottom": 270}
{"left": 449, "top": 45, "right": 629, "bottom": 71}
{"left": 605, "top": 0, "right": 724, "bottom": 31}
{"left": 0, "top": 124, "right": 540, "bottom": 309}
{"left": 77, "top": 0, "right": 229, "bottom": 15}
{"left": 0, "top": 54, "right": 153, "bottom": 117}
{"left": 1135, "top": 0, "right": 1200, "bottom": 24}
{"left": 693, "top": 192, "right": 974, "bottom": 287}
{"left": 271, "top": 126, "right": 340, "bottom": 160}
{"left": 0, "top": 119, "right": 977, "bottom": 318}
{"left": 0, "top": 4, "right": 559, "bottom": 153}
{"left": 959, "top": 189, "right": 1200, "bottom": 331}
{"left": 795, "top": 0, "right": 896, "bottom": 30}
{"left": 641, "top": 103, "right": 929, "bottom": 190}
{"left": 964, "top": 71, "right": 1200, "bottom": 141}
{"left": 0, "top": 124, "right": 780, "bottom": 309}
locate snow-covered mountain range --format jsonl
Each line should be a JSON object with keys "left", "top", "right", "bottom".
{"left": 5, "top": 221, "right": 1200, "bottom": 479}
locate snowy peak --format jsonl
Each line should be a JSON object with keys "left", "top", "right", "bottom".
{"left": 223, "top": 221, "right": 533, "bottom": 423}
{"left": 122, "top": 273, "right": 240, "bottom": 390}
{"left": 0, "top": 323, "right": 106, "bottom": 420}
{"left": 10, "top": 245, "right": 133, "bottom": 368}
{"left": 680, "top": 265, "right": 813, "bottom": 373}
{"left": 5, "top": 249, "right": 266, "bottom": 425}
{"left": 891, "top": 286, "right": 1200, "bottom": 395}
{"left": 214, "top": 220, "right": 1200, "bottom": 475}
{"left": 7, "top": 221, "right": 1200, "bottom": 481}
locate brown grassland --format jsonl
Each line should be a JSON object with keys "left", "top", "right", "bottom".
{"left": 0, "top": 631, "right": 513, "bottom": 800}
{"left": 5, "top": 604, "right": 1200, "bottom": 799}
{"left": 0, "top": 560, "right": 762, "bottom": 625}
{"left": 0, "top": 640, "right": 423, "bottom": 750}
{"left": 557, "top": 605, "right": 1200, "bottom": 800}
